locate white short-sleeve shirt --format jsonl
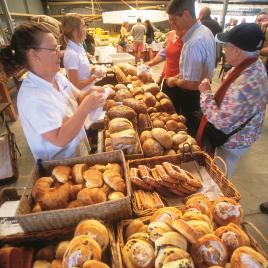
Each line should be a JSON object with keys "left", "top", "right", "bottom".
{"left": 64, "top": 40, "right": 92, "bottom": 92}
{"left": 17, "top": 71, "right": 87, "bottom": 160}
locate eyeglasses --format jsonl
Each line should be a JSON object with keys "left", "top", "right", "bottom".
{"left": 31, "top": 45, "right": 61, "bottom": 52}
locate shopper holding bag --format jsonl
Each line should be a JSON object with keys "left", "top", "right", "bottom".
{"left": 196, "top": 23, "right": 268, "bottom": 178}
{"left": 0, "top": 22, "right": 105, "bottom": 160}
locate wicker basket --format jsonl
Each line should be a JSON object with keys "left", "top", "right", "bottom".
{"left": 117, "top": 217, "right": 268, "bottom": 268}
{"left": 0, "top": 221, "right": 119, "bottom": 268}
{"left": 16, "top": 150, "right": 132, "bottom": 232}
{"left": 128, "top": 151, "right": 241, "bottom": 216}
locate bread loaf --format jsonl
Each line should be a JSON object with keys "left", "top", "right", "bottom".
{"left": 151, "top": 128, "right": 173, "bottom": 150}
{"left": 108, "top": 118, "right": 133, "bottom": 133}
{"left": 113, "top": 65, "right": 127, "bottom": 83}
{"left": 141, "top": 83, "right": 160, "bottom": 95}
{"left": 142, "top": 138, "right": 164, "bottom": 157}
{"left": 115, "top": 88, "right": 132, "bottom": 102}
{"left": 107, "top": 105, "right": 137, "bottom": 121}
{"left": 123, "top": 98, "right": 147, "bottom": 114}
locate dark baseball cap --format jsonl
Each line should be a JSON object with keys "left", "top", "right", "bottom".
{"left": 216, "top": 23, "right": 264, "bottom": 51}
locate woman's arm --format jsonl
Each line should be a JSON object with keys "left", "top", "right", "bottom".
{"left": 68, "top": 69, "right": 96, "bottom": 90}
{"left": 42, "top": 92, "right": 105, "bottom": 147}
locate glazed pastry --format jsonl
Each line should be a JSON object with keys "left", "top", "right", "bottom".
{"left": 171, "top": 219, "right": 201, "bottom": 244}
{"left": 212, "top": 197, "right": 244, "bottom": 226}
{"left": 33, "top": 260, "right": 52, "bottom": 268}
{"left": 162, "top": 259, "right": 195, "bottom": 268}
{"left": 150, "top": 207, "right": 182, "bottom": 223}
{"left": 215, "top": 223, "right": 250, "bottom": 259}
{"left": 72, "top": 164, "right": 87, "bottom": 184}
{"left": 52, "top": 165, "right": 71, "bottom": 183}
{"left": 155, "top": 247, "right": 194, "bottom": 268}
{"left": 182, "top": 210, "right": 212, "bottom": 225}
{"left": 62, "top": 235, "right": 102, "bottom": 268}
{"left": 128, "top": 232, "right": 151, "bottom": 244}
{"left": 55, "top": 241, "right": 70, "bottom": 260}
{"left": 191, "top": 234, "right": 228, "bottom": 268}
{"left": 122, "top": 239, "right": 155, "bottom": 268}
{"left": 155, "top": 231, "right": 188, "bottom": 253}
{"left": 83, "top": 169, "right": 103, "bottom": 188}
{"left": 74, "top": 219, "right": 109, "bottom": 251}
{"left": 230, "top": 246, "right": 268, "bottom": 268}
{"left": 82, "top": 260, "right": 110, "bottom": 268}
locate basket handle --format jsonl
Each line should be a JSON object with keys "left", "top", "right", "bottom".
{"left": 241, "top": 221, "right": 268, "bottom": 258}
{"left": 212, "top": 156, "right": 227, "bottom": 176}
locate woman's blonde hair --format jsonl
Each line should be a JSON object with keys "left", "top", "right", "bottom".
{"left": 61, "top": 13, "right": 83, "bottom": 40}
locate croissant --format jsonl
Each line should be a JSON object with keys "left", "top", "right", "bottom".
{"left": 39, "top": 183, "right": 70, "bottom": 210}
{"left": 77, "top": 188, "right": 107, "bottom": 205}
{"left": 103, "top": 169, "right": 126, "bottom": 193}
{"left": 212, "top": 197, "right": 244, "bottom": 226}
{"left": 82, "top": 260, "right": 110, "bottom": 268}
{"left": 32, "top": 177, "right": 54, "bottom": 202}
{"left": 231, "top": 246, "right": 268, "bottom": 268}
{"left": 72, "top": 163, "right": 87, "bottom": 184}
{"left": 52, "top": 165, "right": 71, "bottom": 183}
{"left": 126, "top": 219, "right": 146, "bottom": 239}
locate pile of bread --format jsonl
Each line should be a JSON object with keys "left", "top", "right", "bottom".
{"left": 130, "top": 161, "right": 202, "bottom": 197}
{"left": 112, "top": 62, "right": 153, "bottom": 84}
{"left": 121, "top": 194, "right": 268, "bottom": 268}
{"left": 31, "top": 163, "right": 126, "bottom": 212}
{"left": 132, "top": 190, "right": 165, "bottom": 212}
{"left": 0, "top": 219, "right": 111, "bottom": 268}
{"left": 104, "top": 118, "right": 140, "bottom": 155}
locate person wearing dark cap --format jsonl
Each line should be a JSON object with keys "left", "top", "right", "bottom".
{"left": 196, "top": 23, "right": 268, "bottom": 178}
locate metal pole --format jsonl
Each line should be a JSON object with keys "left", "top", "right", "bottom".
{"left": 221, "top": 0, "right": 229, "bottom": 29}
{"left": 0, "top": 0, "right": 14, "bottom": 34}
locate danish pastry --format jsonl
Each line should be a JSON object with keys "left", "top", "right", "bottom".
{"left": 82, "top": 260, "right": 110, "bottom": 268}
{"left": 150, "top": 207, "right": 182, "bottom": 223}
{"left": 191, "top": 234, "right": 228, "bottom": 268}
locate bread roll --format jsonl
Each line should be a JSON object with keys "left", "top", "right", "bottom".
{"left": 107, "top": 105, "right": 136, "bottom": 121}
{"left": 115, "top": 88, "right": 132, "bottom": 102}
{"left": 72, "top": 164, "right": 87, "bottom": 184}
{"left": 90, "top": 164, "right": 106, "bottom": 172}
{"left": 104, "top": 99, "right": 117, "bottom": 111}
{"left": 82, "top": 260, "right": 110, "bottom": 268}
{"left": 148, "top": 221, "right": 173, "bottom": 242}
{"left": 155, "top": 247, "right": 194, "bottom": 268}
{"left": 155, "top": 91, "right": 168, "bottom": 101}
{"left": 108, "top": 191, "right": 125, "bottom": 200}
{"left": 117, "top": 62, "right": 137, "bottom": 76}
{"left": 144, "top": 93, "right": 157, "bottom": 107}
{"left": 55, "top": 241, "right": 70, "bottom": 260}
{"left": 103, "top": 169, "right": 126, "bottom": 193}
{"left": 105, "top": 163, "right": 123, "bottom": 176}
{"left": 114, "top": 83, "right": 127, "bottom": 90}
{"left": 160, "top": 98, "right": 175, "bottom": 112}
{"left": 140, "top": 130, "right": 153, "bottom": 144}
{"left": 131, "top": 87, "right": 143, "bottom": 96}
{"left": 51, "top": 259, "right": 62, "bottom": 268}
{"left": 172, "top": 133, "right": 188, "bottom": 145}
{"left": 74, "top": 219, "right": 109, "bottom": 252}
{"left": 152, "top": 119, "right": 165, "bottom": 129}
{"left": 230, "top": 246, "right": 268, "bottom": 268}
{"left": 191, "top": 234, "right": 228, "bottom": 268}
{"left": 52, "top": 166, "right": 71, "bottom": 183}
{"left": 35, "top": 245, "right": 55, "bottom": 262}
{"left": 187, "top": 220, "right": 213, "bottom": 237}
{"left": 83, "top": 169, "right": 103, "bottom": 188}
{"left": 151, "top": 128, "right": 173, "bottom": 149}
{"left": 77, "top": 188, "right": 107, "bottom": 205}
{"left": 212, "top": 197, "right": 244, "bottom": 226}
{"left": 166, "top": 120, "right": 179, "bottom": 131}
{"left": 33, "top": 260, "right": 52, "bottom": 268}
{"left": 141, "top": 83, "right": 160, "bottom": 95}
{"left": 142, "top": 138, "right": 164, "bottom": 157}
{"left": 122, "top": 239, "right": 155, "bottom": 268}
{"left": 123, "top": 98, "right": 147, "bottom": 114}
{"left": 126, "top": 219, "right": 146, "bottom": 239}
{"left": 62, "top": 235, "right": 101, "bottom": 268}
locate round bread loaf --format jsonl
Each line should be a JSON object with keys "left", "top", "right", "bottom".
{"left": 151, "top": 128, "right": 173, "bottom": 149}
{"left": 142, "top": 138, "right": 164, "bottom": 157}
{"left": 107, "top": 105, "right": 137, "bottom": 121}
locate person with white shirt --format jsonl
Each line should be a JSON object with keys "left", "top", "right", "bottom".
{"left": 0, "top": 22, "right": 105, "bottom": 160}
{"left": 62, "top": 14, "right": 100, "bottom": 92}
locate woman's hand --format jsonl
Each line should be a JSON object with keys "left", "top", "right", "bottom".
{"left": 80, "top": 92, "right": 105, "bottom": 114}
{"left": 90, "top": 86, "right": 104, "bottom": 93}
{"left": 198, "top": 78, "right": 211, "bottom": 93}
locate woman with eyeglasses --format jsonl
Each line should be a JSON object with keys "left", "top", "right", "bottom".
{"left": 0, "top": 22, "right": 105, "bottom": 160}
{"left": 62, "top": 14, "right": 100, "bottom": 92}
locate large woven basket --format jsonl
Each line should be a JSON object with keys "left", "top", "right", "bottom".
{"left": 16, "top": 150, "right": 132, "bottom": 232}
{"left": 128, "top": 151, "right": 241, "bottom": 202}
{"left": 117, "top": 216, "right": 268, "bottom": 268}
{"left": 0, "top": 220, "right": 119, "bottom": 268}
